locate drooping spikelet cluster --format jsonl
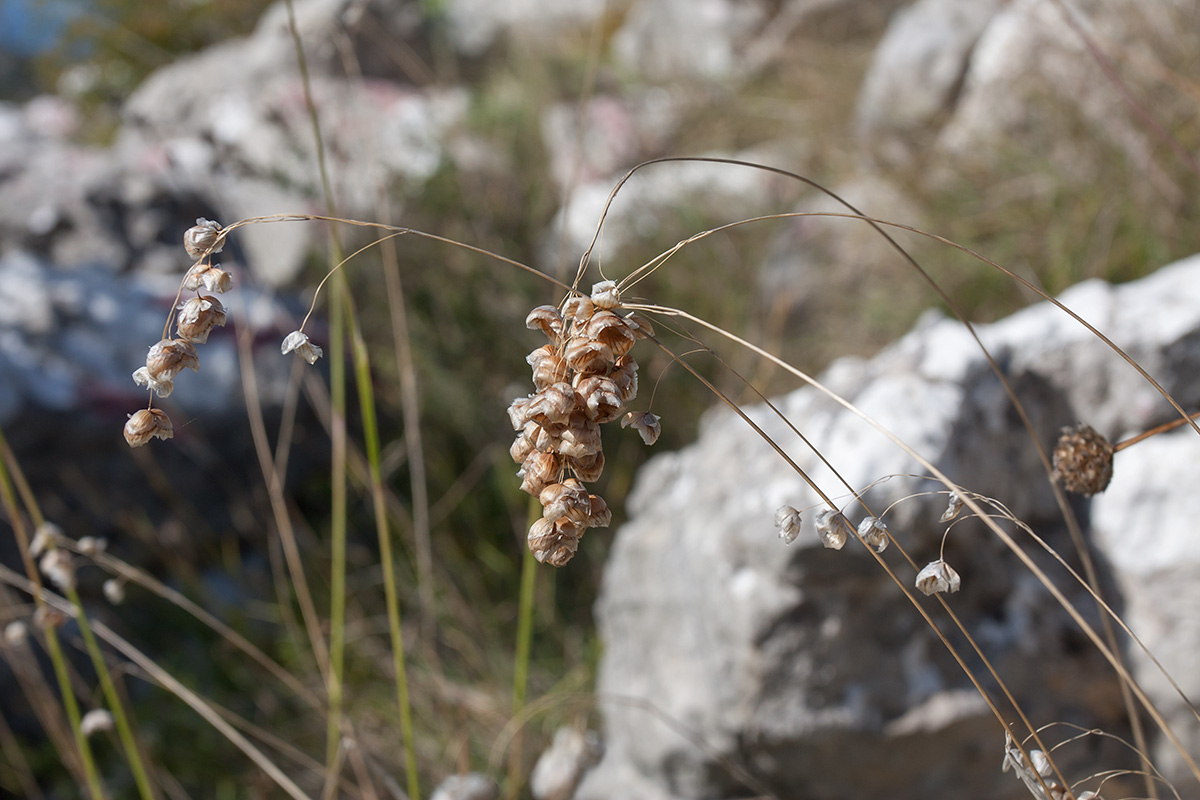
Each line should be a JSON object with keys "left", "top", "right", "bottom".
{"left": 125, "top": 218, "right": 324, "bottom": 447}
{"left": 508, "top": 280, "right": 661, "bottom": 566}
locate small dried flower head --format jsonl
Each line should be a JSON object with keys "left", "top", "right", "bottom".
{"left": 576, "top": 375, "right": 625, "bottom": 423}
{"left": 103, "top": 578, "right": 126, "bottom": 605}
{"left": 567, "top": 450, "right": 605, "bottom": 482}
{"left": 564, "top": 336, "right": 613, "bottom": 374}
{"left": 124, "top": 408, "right": 174, "bottom": 447}
{"left": 176, "top": 295, "right": 227, "bottom": 344}
{"left": 540, "top": 479, "right": 593, "bottom": 526}
{"left": 4, "top": 621, "right": 28, "bottom": 645}
{"left": 30, "top": 522, "right": 63, "bottom": 558}
{"left": 528, "top": 517, "right": 583, "bottom": 566}
{"left": 508, "top": 395, "right": 534, "bottom": 430}
{"left": 80, "top": 709, "right": 115, "bottom": 737}
{"left": 145, "top": 339, "right": 200, "bottom": 381}
{"left": 132, "top": 366, "right": 174, "bottom": 398}
{"left": 183, "top": 262, "right": 233, "bottom": 293}
{"left": 775, "top": 505, "right": 802, "bottom": 544}
{"left": 1052, "top": 423, "right": 1114, "bottom": 495}
{"left": 856, "top": 516, "right": 890, "bottom": 553}
{"left": 591, "top": 280, "right": 620, "bottom": 310}
{"left": 526, "top": 305, "right": 564, "bottom": 342}
{"left": 519, "top": 451, "right": 561, "bottom": 497}
{"left": 510, "top": 431, "right": 536, "bottom": 465}
{"left": 624, "top": 311, "right": 655, "bottom": 339}
{"left": 33, "top": 605, "right": 68, "bottom": 629}
{"left": 184, "top": 218, "right": 223, "bottom": 259}
{"left": 610, "top": 355, "right": 639, "bottom": 402}
{"left": 940, "top": 491, "right": 965, "bottom": 523}
{"left": 39, "top": 550, "right": 75, "bottom": 590}
{"left": 585, "top": 311, "right": 636, "bottom": 357}
{"left": 526, "top": 383, "right": 578, "bottom": 428}
{"left": 916, "top": 559, "right": 961, "bottom": 595}
{"left": 528, "top": 346, "right": 569, "bottom": 390}
{"left": 558, "top": 414, "right": 602, "bottom": 458}
{"left": 621, "top": 411, "right": 661, "bottom": 445}
{"left": 815, "top": 508, "right": 852, "bottom": 550}
{"left": 76, "top": 536, "right": 107, "bottom": 557}
{"left": 586, "top": 493, "right": 612, "bottom": 528}
{"left": 281, "top": 331, "right": 323, "bottom": 364}
{"left": 564, "top": 295, "right": 594, "bottom": 323}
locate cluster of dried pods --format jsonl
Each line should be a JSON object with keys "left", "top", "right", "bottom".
{"left": 124, "top": 219, "right": 322, "bottom": 447}
{"left": 508, "top": 280, "right": 661, "bottom": 566}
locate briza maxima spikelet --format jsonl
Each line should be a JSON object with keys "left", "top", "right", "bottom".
{"left": 183, "top": 218, "right": 223, "bottom": 260}
{"left": 857, "top": 516, "right": 890, "bottom": 553}
{"left": 815, "top": 508, "right": 853, "bottom": 550}
{"left": 124, "top": 408, "right": 173, "bottom": 447}
{"left": 281, "top": 331, "right": 323, "bottom": 364}
{"left": 775, "top": 505, "right": 802, "bottom": 545}
{"left": 176, "top": 295, "right": 227, "bottom": 344}
{"left": 916, "top": 559, "right": 961, "bottom": 595}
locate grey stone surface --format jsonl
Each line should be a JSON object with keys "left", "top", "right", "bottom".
{"left": 582, "top": 254, "right": 1200, "bottom": 799}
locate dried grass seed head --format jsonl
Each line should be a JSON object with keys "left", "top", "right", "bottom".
{"left": 539, "top": 479, "right": 593, "bottom": 525}
{"left": 132, "top": 366, "right": 174, "bottom": 398}
{"left": 590, "top": 280, "right": 620, "bottom": 310}
{"left": 510, "top": 430, "right": 536, "bottom": 464}
{"left": 183, "top": 218, "right": 223, "bottom": 259}
{"left": 940, "top": 491, "right": 965, "bottom": 522}
{"left": 146, "top": 338, "right": 200, "bottom": 380}
{"left": 775, "top": 505, "right": 802, "bottom": 544}
{"left": 528, "top": 517, "right": 583, "bottom": 566}
{"left": 124, "top": 408, "right": 174, "bottom": 447}
{"left": 610, "top": 354, "right": 639, "bottom": 402}
{"left": 281, "top": 331, "right": 323, "bottom": 364}
{"left": 177, "top": 295, "right": 227, "bottom": 343}
{"left": 183, "top": 263, "right": 233, "bottom": 294}
{"left": 564, "top": 295, "right": 594, "bottom": 323}
{"left": 586, "top": 493, "right": 612, "bottom": 528}
{"left": 585, "top": 311, "right": 636, "bottom": 357}
{"left": 857, "top": 516, "right": 890, "bottom": 553}
{"left": 815, "top": 508, "right": 852, "bottom": 550}
{"left": 621, "top": 411, "right": 661, "bottom": 445}
{"left": 557, "top": 413, "right": 602, "bottom": 458}
{"left": 526, "top": 382, "right": 578, "bottom": 428}
{"left": 565, "top": 336, "right": 613, "bottom": 374}
{"left": 567, "top": 450, "right": 605, "bottom": 482}
{"left": 519, "top": 451, "right": 561, "bottom": 497}
{"left": 576, "top": 375, "right": 625, "bottom": 423}
{"left": 916, "top": 559, "right": 961, "bottom": 595}
{"left": 1052, "top": 423, "right": 1114, "bottom": 495}
{"left": 526, "top": 305, "right": 564, "bottom": 341}
{"left": 528, "top": 345, "right": 569, "bottom": 390}
{"left": 624, "top": 311, "right": 655, "bottom": 339}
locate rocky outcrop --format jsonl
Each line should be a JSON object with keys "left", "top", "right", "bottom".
{"left": 581, "top": 254, "right": 1200, "bottom": 799}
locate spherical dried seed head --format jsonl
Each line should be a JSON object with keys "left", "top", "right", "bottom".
{"left": 856, "top": 516, "right": 890, "bottom": 553}
{"left": 585, "top": 311, "right": 637, "bottom": 357}
{"left": 200, "top": 266, "right": 233, "bottom": 293}
{"left": 565, "top": 336, "right": 613, "bottom": 374}
{"left": 577, "top": 375, "right": 625, "bottom": 423}
{"left": 558, "top": 414, "right": 601, "bottom": 458}
{"left": 624, "top": 311, "right": 655, "bottom": 339}
{"left": 519, "top": 451, "right": 561, "bottom": 497}
{"left": 916, "top": 559, "right": 961, "bottom": 595}
{"left": 177, "top": 295, "right": 227, "bottom": 343}
{"left": 281, "top": 331, "right": 323, "bottom": 364}
{"left": 528, "top": 517, "right": 582, "bottom": 566}
{"left": 39, "top": 550, "right": 75, "bottom": 590}
{"left": 940, "top": 491, "right": 965, "bottom": 523}
{"left": 183, "top": 218, "right": 223, "bottom": 259}
{"left": 528, "top": 345, "right": 569, "bottom": 390}
{"left": 540, "top": 479, "right": 592, "bottom": 525}
{"left": 775, "top": 505, "right": 802, "bottom": 544}
{"left": 564, "top": 295, "right": 594, "bottom": 323}
{"left": 621, "top": 411, "right": 661, "bottom": 445}
{"left": 610, "top": 355, "right": 638, "bottom": 402}
{"left": 815, "top": 508, "right": 852, "bottom": 550}
{"left": 132, "top": 366, "right": 174, "bottom": 398}
{"left": 586, "top": 494, "right": 612, "bottom": 528}
{"left": 508, "top": 395, "right": 534, "bottom": 430}
{"left": 1052, "top": 424, "right": 1114, "bottom": 495}
{"left": 510, "top": 431, "right": 536, "bottom": 464}
{"left": 124, "top": 408, "right": 174, "bottom": 447}
{"left": 146, "top": 339, "right": 200, "bottom": 380}
{"left": 591, "top": 280, "right": 620, "bottom": 310}
{"left": 80, "top": 709, "right": 115, "bottom": 737}
{"left": 567, "top": 450, "right": 605, "bottom": 482}
{"left": 526, "top": 305, "right": 564, "bottom": 342}
{"left": 526, "top": 383, "right": 578, "bottom": 427}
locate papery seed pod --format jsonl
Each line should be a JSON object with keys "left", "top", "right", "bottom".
{"left": 146, "top": 339, "right": 200, "bottom": 380}
{"left": 856, "top": 516, "right": 890, "bottom": 553}
{"left": 610, "top": 355, "right": 638, "bottom": 402}
{"left": 39, "top": 550, "right": 75, "bottom": 590}
{"left": 586, "top": 494, "right": 611, "bottom": 528}
{"left": 508, "top": 395, "right": 534, "bottom": 430}
{"left": 183, "top": 218, "right": 223, "bottom": 259}
{"left": 585, "top": 311, "right": 636, "bottom": 357}
{"left": 1051, "top": 424, "right": 1114, "bottom": 495}
{"left": 519, "top": 451, "right": 561, "bottom": 497}
{"left": 565, "top": 336, "right": 613, "bottom": 374}
{"left": 183, "top": 262, "right": 210, "bottom": 292}
{"left": 620, "top": 411, "right": 661, "bottom": 445}
{"left": 540, "top": 479, "right": 592, "bottom": 525}
{"left": 281, "top": 331, "right": 323, "bottom": 364}
{"left": 132, "top": 366, "right": 175, "bottom": 398}
{"left": 567, "top": 451, "right": 605, "bottom": 482}
{"left": 510, "top": 431, "right": 536, "bottom": 464}
{"left": 527, "top": 345, "right": 569, "bottom": 390}
{"left": 80, "top": 709, "right": 115, "bottom": 737}
{"left": 200, "top": 266, "right": 233, "bottom": 293}
{"left": 528, "top": 517, "right": 582, "bottom": 567}
{"left": 775, "top": 505, "right": 802, "bottom": 544}
{"left": 103, "top": 578, "right": 126, "bottom": 604}
{"left": 177, "top": 295, "right": 227, "bottom": 344}
{"left": 558, "top": 414, "right": 601, "bottom": 458}
{"left": 815, "top": 508, "right": 852, "bottom": 550}
{"left": 33, "top": 606, "right": 67, "bottom": 630}
{"left": 564, "top": 295, "right": 594, "bottom": 323}
{"left": 940, "top": 491, "right": 964, "bottom": 523}
{"left": 29, "top": 523, "right": 62, "bottom": 559}
{"left": 915, "top": 559, "right": 961, "bottom": 595}
{"left": 591, "top": 280, "right": 620, "bottom": 310}
{"left": 624, "top": 311, "right": 655, "bottom": 339}
{"left": 533, "top": 423, "right": 564, "bottom": 453}
{"left": 124, "top": 408, "right": 174, "bottom": 447}
{"left": 526, "top": 383, "right": 578, "bottom": 427}
{"left": 576, "top": 375, "right": 625, "bottom": 423}
{"left": 526, "top": 305, "right": 564, "bottom": 342}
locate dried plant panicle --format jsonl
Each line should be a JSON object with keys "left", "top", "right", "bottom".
{"left": 510, "top": 283, "right": 661, "bottom": 566}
